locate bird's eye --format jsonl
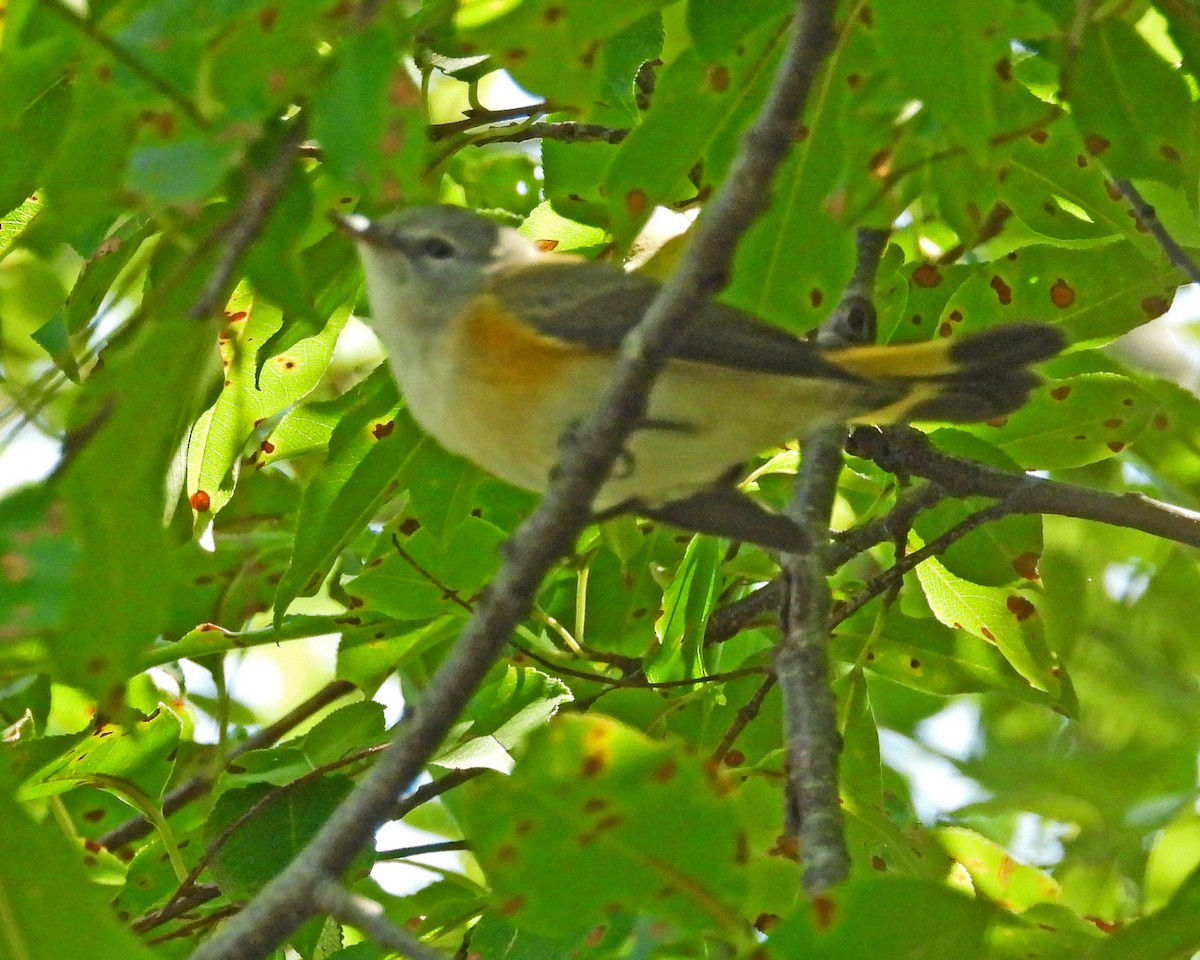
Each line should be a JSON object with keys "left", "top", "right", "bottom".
{"left": 414, "top": 235, "right": 457, "bottom": 260}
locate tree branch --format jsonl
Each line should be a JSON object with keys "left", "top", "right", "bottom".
{"left": 313, "top": 881, "right": 448, "bottom": 960}
{"left": 849, "top": 426, "right": 1200, "bottom": 549}
{"left": 775, "top": 226, "right": 888, "bottom": 896}
{"left": 188, "top": 4, "right": 838, "bottom": 956}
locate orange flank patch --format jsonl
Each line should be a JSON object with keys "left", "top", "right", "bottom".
{"left": 460, "top": 295, "right": 590, "bottom": 389}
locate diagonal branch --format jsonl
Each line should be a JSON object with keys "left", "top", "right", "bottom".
{"left": 850, "top": 426, "right": 1200, "bottom": 548}
{"left": 187, "top": 4, "right": 839, "bottom": 957}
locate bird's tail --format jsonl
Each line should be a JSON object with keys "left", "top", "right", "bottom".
{"left": 824, "top": 322, "right": 1067, "bottom": 424}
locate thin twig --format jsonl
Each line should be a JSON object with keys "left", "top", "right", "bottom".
{"left": 313, "top": 882, "right": 448, "bottom": 960}
{"left": 100, "top": 680, "right": 357, "bottom": 850}
{"left": 39, "top": 0, "right": 208, "bottom": 128}
{"left": 188, "top": 120, "right": 307, "bottom": 320}
{"left": 427, "top": 102, "right": 550, "bottom": 140}
{"left": 710, "top": 675, "right": 777, "bottom": 765}
{"left": 188, "top": 4, "right": 839, "bottom": 957}
{"left": 472, "top": 121, "right": 629, "bottom": 146}
{"left": 1116, "top": 178, "right": 1200, "bottom": 284}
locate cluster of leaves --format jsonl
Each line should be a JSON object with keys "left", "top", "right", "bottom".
{"left": 2, "top": 0, "right": 1200, "bottom": 958}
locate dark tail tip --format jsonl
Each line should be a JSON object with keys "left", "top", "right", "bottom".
{"left": 948, "top": 322, "right": 1067, "bottom": 368}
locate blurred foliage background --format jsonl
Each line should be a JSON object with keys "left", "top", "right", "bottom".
{"left": 3, "top": 0, "right": 1200, "bottom": 958}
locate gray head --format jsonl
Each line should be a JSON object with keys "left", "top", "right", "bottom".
{"left": 335, "top": 205, "right": 539, "bottom": 344}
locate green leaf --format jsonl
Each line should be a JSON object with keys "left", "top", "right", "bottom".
{"left": 18, "top": 706, "right": 181, "bottom": 805}
{"left": 0, "top": 759, "right": 160, "bottom": 960}
{"left": 766, "top": 877, "right": 996, "bottom": 959}
{"left": 647, "top": 535, "right": 719, "bottom": 681}
{"left": 187, "top": 291, "right": 347, "bottom": 523}
{"left": 686, "top": 0, "right": 792, "bottom": 60}
{"left": 456, "top": 0, "right": 674, "bottom": 119}
{"left": 1071, "top": 19, "right": 1200, "bottom": 188}
{"left": 56, "top": 312, "right": 214, "bottom": 705}
{"left": 0, "top": 485, "right": 76, "bottom": 650}
{"left": 937, "top": 241, "right": 1181, "bottom": 347}
{"left": 337, "top": 616, "right": 463, "bottom": 691}
{"left": 457, "top": 714, "right": 749, "bottom": 937}
{"left": 348, "top": 515, "right": 507, "bottom": 620}
{"left": 436, "top": 662, "right": 572, "bottom": 773}
{"left": 916, "top": 430, "right": 1044, "bottom": 587}
{"left": 938, "top": 825, "right": 1060, "bottom": 910}
{"left": 960, "top": 372, "right": 1159, "bottom": 470}
{"left": 838, "top": 610, "right": 1063, "bottom": 708}
{"left": 206, "top": 775, "right": 356, "bottom": 899}
{"left": 273, "top": 367, "right": 421, "bottom": 618}
{"left": 874, "top": 0, "right": 1011, "bottom": 160}
{"left": 912, "top": 532, "right": 1059, "bottom": 694}
{"left": 1088, "top": 861, "right": 1200, "bottom": 960}
{"left": 605, "top": 21, "right": 788, "bottom": 246}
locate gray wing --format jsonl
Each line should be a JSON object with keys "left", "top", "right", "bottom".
{"left": 489, "top": 260, "right": 865, "bottom": 383}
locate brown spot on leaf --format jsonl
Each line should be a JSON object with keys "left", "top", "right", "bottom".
{"left": 846, "top": 73, "right": 862, "bottom": 89}
{"left": 371, "top": 420, "right": 395, "bottom": 440}
{"left": 653, "top": 759, "right": 678, "bottom": 782}
{"left": 190, "top": 490, "right": 211, "bottom": 512}
{"left": 990, "top": 275, "right": 1012, "bottom": 305}
{"left": 869, "top": 147, "right": 892, "bottom": 177}
{"left": 534, "top": 238, "right": 559, "bottom": 252}
{"left": 948, "top": 309, "right": 963, "bottom": 323}
{"left": 1104, "top": 180, "right": 1123, "bottom": 201}
{"left": 938, "top": 322, "right": 954, "bottom": 338}
{"left": 83, "top": 808, "right": 107, "bottom": 823}
{"left": 504, "top": 48, "right": 528, "bottom": 63}
{"left": 581, "top": 751, "right": 605, "bottom": 777}
{"left": 1102, "top": 418, "right": 1123, "bottom": 429}
{"left": 86, "top": 656, "right": 108, "bottom": 675}
{"left": 1006, "top": 595, "right": 1036, "bottom": 621}
{"left": 981, "top": 627, "right": 996, "bottom": 641}
{"left": 1153, "top": 413, "right": 1169, "bottom": 430}
{"left": 1141, "top": 295, "right": 1170, "bottom": 319}
{"left": 809, "top": 288, "right": 824, "bottom": 308}
{"left": 1159, "top": 143, "right": 1182, "bottom": 164}
{"left": 625, "top": 189, "right": 647, "bottom": 219}
{"left": 1050, "top": 385, "right": 1071, "bottom": 400}
{"left": 755, "top": 913, "right": 781, "bottom": 932}
{"left": 259, "top": 6, "right": 278, "bottom": 30}
{"left": 872, "top": 855, "right": 887, "bottom": 871}
{"left": 707, "top": 65, "right": 730, "bottom": 93}
{"left": 909, "top": 657, "right": 921, "bottom": 670}
{"left": 1029, "top": 129, "right": 1048, "bottom": 144}
{"left": 1012, "top": 553, "right": 1041, "bottom": 581}
{"left": 496, "top": 844, "right": 518, "bottom": 864}
{"left": 994, "top": 58, "right": 1012, "bottom": 81}
{"left": 1106, "top": 440, "right": 1126, "bottom": 453}
{"left": 912, "top": 263, "right": 942, "bottom": 287}
{"left": 794, "top": 124, "right": 810, "bottom": 143}
{"left": 911, "top": 314, "right": 923, "bottom": 326}
{"left": 499, "top": 895, "right": 525, "bottom": 916}
{"left": 858, "top": 5, "right": 874, "bottom": 26}
{"left": 579, "top": 40, "right": 601, "bottom": 67}
{"left": 1049, "top": 278, "right": 1075, "bottom": 308}
{"left": 724, "top": 749, "right": 745, "bottom": 766}
{"left": 542, "top": 4, "right": 564, "bottom": 23}
{"left": 812, "top": 894, "right": 837, "bottom": 929}
{"left": 1074, "top": 434, "right": 1087, "bottom": 441}
{"left": 1084, "top": 134, "right": 1110, "bottom": 155}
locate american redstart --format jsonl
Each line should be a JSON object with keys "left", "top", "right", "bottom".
{"left": 335, "top": 205, "right": 1063, "bottom": 533}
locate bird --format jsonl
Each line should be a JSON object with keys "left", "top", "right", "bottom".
{"left": 335, "top": 204, "right": 1064, "bottom": 544}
